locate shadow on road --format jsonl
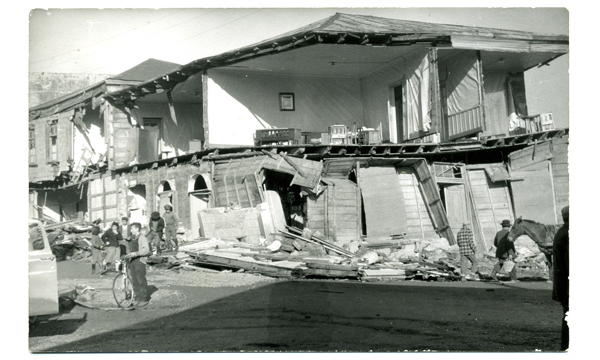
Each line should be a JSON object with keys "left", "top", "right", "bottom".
{"left": 29, "top": 313, "right": 88, "bottom": 338}
{"left": 35, "top": 280, "right": 562, "bottom": 352}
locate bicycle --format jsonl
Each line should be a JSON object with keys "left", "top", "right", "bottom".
{"left": 112, "top": 257, "right": 134, "bottom": 308}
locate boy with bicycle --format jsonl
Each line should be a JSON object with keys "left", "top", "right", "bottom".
{"left": 122, "top": 223, "right": 151, "bottom": 307}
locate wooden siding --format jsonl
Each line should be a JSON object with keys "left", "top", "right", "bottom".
{"left": 112, "top": 106, "right": 138, "bottom": 168}
{"left": 212, "top": 157, "right": 264, "bottom": 208}
{"left": 508, "top": 138, "right": 568, "bottom": 225}
{"left": 398, "top": 169, "right": 438, "bottom": 239}
{"left": 550, "top": 136, "right": 569, "bottom": 223}
{"left": 467, "top": 169, "right": 513, "bottom": 249}
{"left": 28, "top": 110, "right": 74, "bottom": 182}
{"left": 510, "top": 161, "right": 556, "bottom": 224}
{"left": 88, "top": 173, "right": 120, "bottom": 228}
{"left": 306, "top": 178, "right": 360, "bottom": 245}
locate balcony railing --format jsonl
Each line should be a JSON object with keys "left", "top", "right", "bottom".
{"left": 509, "top": 113, "right": 555, "bottom": 135}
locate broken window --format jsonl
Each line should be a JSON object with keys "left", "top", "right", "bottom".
{"left": 47, "top": 119, "right": 58, "bottom": 162}
{"left": 29, "top": 125, "right": 36, "bottom": 164}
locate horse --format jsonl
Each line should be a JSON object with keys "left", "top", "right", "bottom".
{"left": 507, "top": 216, "right": 562, "bottom": 270}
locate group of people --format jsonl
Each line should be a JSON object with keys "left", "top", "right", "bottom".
{"left": 87, "top": 204, "right": 180, "bottom": 307}
{"left": 148, "top": 204, "right": 179, "bottom": 255}
{"left": 456, "top": 206, "right": 569, "bottom": 351}
{"left": 455, "top": 219, "right": 518, "bottom": 282}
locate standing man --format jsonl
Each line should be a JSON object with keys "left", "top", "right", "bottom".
{"left": 553, "top": 206, "right": 569, "bottom": 351}
{"left": 122, "top": 223, "right": 151, "bottom": 307}
{"left": 456, "top": 222, "right": 479, "bottom": 281}
{"left": 148, "top": 211, "right": 165, "bottom": 255}
{"left": 163, "top": 204, "right": 179, "bottom": 252}
{"left": 490, "top": 219, "right": 518, "bottom": 282}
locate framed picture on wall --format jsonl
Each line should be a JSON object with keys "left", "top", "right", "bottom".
{"left": 279, "top": 93, "right": 295, "bottom": 111}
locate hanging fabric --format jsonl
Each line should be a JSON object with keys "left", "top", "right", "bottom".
{"left": 167, "top": 89, "right": 178, "bottom": 125}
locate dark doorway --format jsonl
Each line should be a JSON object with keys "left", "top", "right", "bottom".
{"left": 394, "top": 84, "right": 404, "bottom": 142}
{"left": 139, "top": 118, "right": 161, "bottom": 163}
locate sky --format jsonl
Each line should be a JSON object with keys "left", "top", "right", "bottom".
{"left": 27, "top": 5, "right": 570, "bottom": 127}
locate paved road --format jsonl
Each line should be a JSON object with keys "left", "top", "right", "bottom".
{"left": 29, "top": 261, "right": 564, "bottom": 352}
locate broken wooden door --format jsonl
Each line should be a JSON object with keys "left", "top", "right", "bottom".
{"left": 444, "top": 185, "right": 469, "bottom": 237}
{"left": 466, "top": 168, "right": 514, "bottom": 249}
{"left": 89, "top": 174, "right": 120, "bottom": 228}
{"left": 359, "top": 166, "right": 407, "bottom": 238}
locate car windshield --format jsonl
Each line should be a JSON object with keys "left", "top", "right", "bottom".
{"left": 29, "top": 225, "right": 45, "bottom": 251}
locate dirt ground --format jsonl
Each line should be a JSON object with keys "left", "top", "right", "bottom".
{"left": 29, "top": 259, "right": 565, "bottom": 352}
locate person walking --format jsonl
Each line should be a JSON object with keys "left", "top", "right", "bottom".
{"left": 163, "top": 204, "right": 179, "bottom": 252}
{"left": 122, "top": 223, "right": 151, "bottom": 307}
{"left": 101, "top": 221, "right": 123, "bottom": 271}
{"left": 148, "top": 211, "right": 165, "bottom": 255}
{"left": 490, "top": 219, "right": 518, "bottom": 282}
{"left": 456, "top": 221, "right": 479, "bottom": 281}
{"left": 553, "top": 206, "right": 569, "bottom": 351}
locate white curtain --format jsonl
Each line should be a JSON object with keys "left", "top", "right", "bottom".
{"left": 406, "top": 53, "right": 432, "bottom": 135}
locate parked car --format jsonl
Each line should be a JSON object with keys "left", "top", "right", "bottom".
{"left": 29, "top": 223, "right": 59, "bottom": 318}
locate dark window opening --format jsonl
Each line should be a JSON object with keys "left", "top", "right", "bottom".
{"left": 29, "top": 125, "right": 36, "bottom": 164}
{"left": 194, "top": 176, "right": 208, "bottom": 191}
{"left": 394, "top": 84, "right": 404, "bottom": 142}
{"left": 47, "top": 120, "right": 58, "bottom": 162}
{"left": 162, "top": 181, "right": 171, "bottom": 191}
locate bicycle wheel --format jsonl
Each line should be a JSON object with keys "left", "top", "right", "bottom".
{"left": 112, "top": 273, "right": 134, "bottom": 308}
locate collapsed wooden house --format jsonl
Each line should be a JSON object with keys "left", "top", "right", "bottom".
{"left": 29, "top": 13, "right": 569, "bottom": 249}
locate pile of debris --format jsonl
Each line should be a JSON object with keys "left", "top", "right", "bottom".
{"left": 40, "top": 219, "right": 98, "bottom": 261}
{"left": 147, "top": 226, "right": 467, "bottom": 282}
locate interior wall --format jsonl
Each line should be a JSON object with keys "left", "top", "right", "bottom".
{"left": 73, "top": 105, "right": 107, "bottom": 170}
{"left": 28, "top": 110, "right": 74, "bottom": 182}
{"left": 37, "top": 187, "right": 87, "bottom": 222}
{"left": 206, "top": 70, "right": 364, "bottom": 146}
{"left": 134, "top": 101, "right": 204, "bottom": 156}
{"left": 360, "top": 48, "right": 428, "bottom": 142}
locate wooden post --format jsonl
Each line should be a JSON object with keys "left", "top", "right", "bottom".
{"left": 355, "top": 161, "right": 362, "bottom": 238}
{"left": 232, "top": 160, "right": 242, "bottom": 206}
{"left": 324, "top": 187, "right": 329, "bottom": 238}
{"left": 223, "top": 159, "right": 232, "bottom": 205}
{"left": 201, "top": 72, "right": 209, "bottom": 148}
{"left": 411, "top": 173, "right": 425, "bottom": 238}
{"left": 209, "top": 161, "right": 216, "bottom": 208}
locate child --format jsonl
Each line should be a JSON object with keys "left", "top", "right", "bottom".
{"left": 102, "top": 221, "right": 123, "bottom": 271}
{"left": 90, "top": 226, "right": 104, "bottom": 275}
